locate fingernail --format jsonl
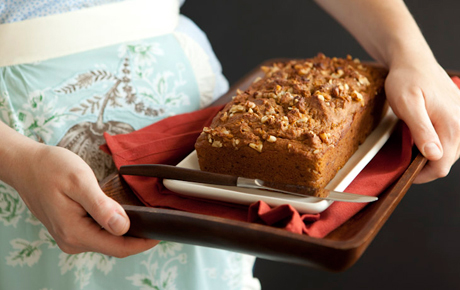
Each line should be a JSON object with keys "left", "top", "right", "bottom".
{"left": 423, "top": 142, "right": 442, "bottom": 159}
{"left": 108, "top": 213, "right": 127, "bottom": 234}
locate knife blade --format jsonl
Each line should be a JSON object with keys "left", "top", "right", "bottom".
{"left": 119, "top": 164, "right": 378, "bottom": 203}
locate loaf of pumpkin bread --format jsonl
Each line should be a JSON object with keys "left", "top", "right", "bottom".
{"left": 194, "top": 54, "right": 387, "bottom": 196}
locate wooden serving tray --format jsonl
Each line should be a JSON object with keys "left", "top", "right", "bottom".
{"left": 100, "top": 60, "right": 428, "bottom": 271}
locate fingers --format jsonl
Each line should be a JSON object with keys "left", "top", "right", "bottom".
{"left": 414, "top": 120, "right": 460, "bottom": 183}
{"left": 50, "top": 180, "right": 159, "bottom": 256}
{"left": 414, "top": 161, "right": 449, "bottom": 184}
{"left": 54, "top": 212, "right": 158, "bottom": 257}
{"left": 76, "top": 216, "right": 159, "bottom": 257}
{"left": 391, "top": 88, "right": 443, "bottom": 161}
{"left": 63, "top": 167, "right": 161, "bottom": 256}
{"left": 69, "top": 169, "right": 131, "bottom": 236}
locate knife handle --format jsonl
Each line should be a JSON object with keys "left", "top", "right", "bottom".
{"left": 119, "top": 164, "right": 239, "bottom": 186}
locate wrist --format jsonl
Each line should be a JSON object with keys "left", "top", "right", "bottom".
{"left": 382, "top": 29, "right": 437, "bottom": 70}
{"left": 0, "top": 122, "right": 43, "bottom": 189}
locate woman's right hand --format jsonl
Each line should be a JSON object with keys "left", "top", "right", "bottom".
{"left": 0, "top": 123, "right": 158, "bottom": 257}
{"left": 384, "top": 59, "right": 460, "bottom": 183}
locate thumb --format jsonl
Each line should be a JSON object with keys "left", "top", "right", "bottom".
{"left": 75, "top": 180, "right": 130, "bottom": 236}
{"left": 398, "top": 101, "right": 443, "bottom": 161}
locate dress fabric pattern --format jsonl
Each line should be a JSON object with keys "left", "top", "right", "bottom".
{"left": 0, "top": 1, "right": 260, "bottom": 290}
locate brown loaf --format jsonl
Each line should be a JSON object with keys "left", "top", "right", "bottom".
{"left": 194, "top": 54, "right": 387, "bottom": 197}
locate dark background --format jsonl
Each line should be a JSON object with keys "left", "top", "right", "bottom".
{"left": 181, "top": 1, "right": 460, "bottom": 289}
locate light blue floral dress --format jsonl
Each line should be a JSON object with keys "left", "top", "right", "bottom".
{"left": 0, "top": 1, "right": 260, "bottom": 289}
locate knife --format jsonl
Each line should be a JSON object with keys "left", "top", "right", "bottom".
{"left": 119, "top": 164, "right": 378, "bottom": 203}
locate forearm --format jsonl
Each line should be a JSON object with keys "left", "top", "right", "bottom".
{"left": 314, "top": 0, "right": 435, "bottom": 67}
{"left": 0, "top": 121, "right": 41, "bottom": 188}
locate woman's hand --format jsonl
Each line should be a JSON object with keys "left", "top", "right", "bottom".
{"left": 11, "top": 142, "right": 158, "bottom": 257}
{"left": 314, "top": 0, "right": 460, "bottom": 183}
{"left": 385, "top": 59, "right": 460, "bottom": 183}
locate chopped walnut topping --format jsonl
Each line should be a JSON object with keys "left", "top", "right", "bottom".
{"left": 267, "top": 135, "right": 277, "bottom": 142}
{"left": 221, "top": 128, "right": 231, "bottom": 136}
{"left": 265, "top": 107, "right": 276, "bottom": 115}
{"left": 202, "top": 54, "right": 383, "bottom": 161}
{"left": 331, "top": 69, "right": 344, "bottom": 78}
{"left": 332, "top": 86, "right": 340, "bottom": 98}
{"left": 261, "top": 115, "right": 270, "bottom": 123}
{"left": 358, "top": 75, "right": 370, "bottom": 86}
{"left": 319, "top": 132, "right": 330, "bottom": 143}
{"left": 351, "top": 90, "right": 364, "bottom": 105}
{"left": 296, "top": 117, "right": 309, "bottom": 124}
{"left": 280, "top": 116, "right": 290, "bottom": 131}
{"left": 229, "top": 104, "right": 246, "bottom": 114}
{"left": 220, "top": 112, "right": 228, "bottom": 122}
{"left": 298, "top": 67, "right": 311, "bottom": 75}
{"left": 264, "top": 92, "right": 278, "bottom": 99}
{"left": 294, "top": 62, "right": 313, "bottom": 75}
{"left": 246, "top": 101, "right": 256, "bottom": 109}
{"left": 212, "top": 140, "right": 223, "bottom": 147}
{"left": 261, "top": 66, "right": 270, "bottom": 73}
{"left": 249, "top": 142, "right": 263, "bottom": 152}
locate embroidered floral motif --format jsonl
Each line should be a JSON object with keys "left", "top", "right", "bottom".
{"left": 6, "top": 228, "right": 56, "bottom": 267}
{"left": 16, "top": 91, "right": 71, "bottom": 143}
{"left": 58, "top": 252, "right": 117, "bottom": 289}
{"left": 0, "top": 183, "right": 25, "bottom": 227}
{"left": 126, "top": 241, "right": 187, "bottom": 290}
{"left": 54, "top": 41, "right": 191, "bottom": 180}
{"left": 119, "top": 42, "right": 164, "bottom": 76}
{"left": 139, "top": 66, "right": 190, "bottom": 107}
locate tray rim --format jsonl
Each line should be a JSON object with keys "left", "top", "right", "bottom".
{"left": 100, "top": 59, "right": 438, "bottom": 271}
